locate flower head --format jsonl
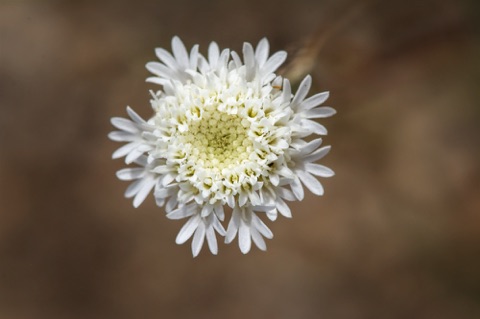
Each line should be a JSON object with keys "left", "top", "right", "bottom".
{"left": 109, "top": 36, "right": 335, "bottom": 256}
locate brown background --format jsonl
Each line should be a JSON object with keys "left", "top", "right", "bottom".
{"left": 1, "top": 0, "right": 479, "bottom": 318}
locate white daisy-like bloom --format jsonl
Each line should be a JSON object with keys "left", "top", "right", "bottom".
{"left": 109, "top": 36, "right": 335, "bottom": 257}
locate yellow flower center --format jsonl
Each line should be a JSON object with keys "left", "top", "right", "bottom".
{"left": 182, "top": 111, "right": 253, "bottom": 172}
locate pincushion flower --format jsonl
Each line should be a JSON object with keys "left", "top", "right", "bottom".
{"left": 109, "top": 36, "right": 335, "bottom": 256}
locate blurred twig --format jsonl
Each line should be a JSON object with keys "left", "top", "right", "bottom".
{"left": 280, "top": 1, "right": 372, "bottom": 84}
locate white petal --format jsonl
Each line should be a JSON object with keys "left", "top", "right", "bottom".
{"left": 152, "top": 165, "right": 171, "bottom": 174}
{"left": 214, "top": 204, "right": 225, "bottom": 221}
{"left": 197, "top": 55, "right": 209, "bottom": 74}
{"left": 301, "top": 119, "right": 328, "bottom": 135}
{"left": 201, "top": 205, "right": 213, "bottom": 217}
{"left": 248, "top": 191, "right": 261, "bottom": 206}
{"left": 137, "top": 143, "right": 152, "bottom": 153}
{"left": 189, "top": 44, "right": 199, "bottom": 70}
{"left": 206, "top": 226, "right": 218, "bottom": 255}
{"left": 262, "top": 69, "right": 278, "bottom": 84}
{"left": 298, "top": 138, "right": 323, "bottom": 154}
{"left": 226, "top": 194, "right": 235, "bottom": 208}
{"left": 291, "top": 75, "right": 311, "bottom": 109}
{"left": 230, "top": 51, "right": 242, "bottom": 69}
{"left": 305, "top": 163, "right": 335, "bottom": 177}
{"left": 238, "top": 220, "right": 251, "bottom": 254}
{"left": 161, "top": 173, "right": 175, "bottom": 186}
{"left": 252, "top": 213, "right": 273, "bottom": 239}
{"left": 299, "top": 92, "right": 329, "bottom": 111}
{"left": 133, "top": 176, "right": 156, "bottom": 208}
{"left": 108, "top": 131, "right": 134, "bottom": 142}
{"left": 116, "top": 167, "right": 145, "bottom": 181}
{"left": 137, "top": 144, "right": 152, "bottom": 153}
{"left": 225, "top": 210, "right": 240, "bottom": 243}
{"left": 218, "top": 49, "right": 230, "bottom": 69}
{"left": 251, "top": 205, "right": 275, "bottom": 212}
{"left": 304, "top": 145, "right": 331, "bottom": 163}
{"left": 126, "top": 106, "right": 146, "bottom": 124}
{"left": 278, "top": 187, "right": 296, "bottom": 201}
{"left": 271, "top": 76, "right": 283, "bottom": 90}
{"left": 266, "top": 208, "right": 277, "bottom": 221}
{"left": 239, "top": 192, "right": 248, "bottom": 207}
{"left": 208, "top": 41, "right": 220, "bottom": 69}
{"left": 155, "top": 47, "right": 178, "bottom": 70}
{"left": 243, "top": 42, "right": 256, "bottom": 81}
{"left": 125, "top": 147, "right": 144, "bottom": 164}
{"left": 305, "top": 106, "right": 336, "bottom": 118}
{"left": 270, "top": 174, "right": 279, "bottom": 186}
{"left": 165, "top": 195, "right": 178, "bottom": 213}
{"left": 110, "top": 118, "right": 138, "bottom": 133}
{"left": 277, "top": 165, "right": 295, "bottom": 179}
{"left": 146, "top": 77, "right": 169, "bottom": 85}
{"left": 213, "top": 216, "right": 226, "bottom": 236}
{"left": 192, "top": 221, "right": 206, "bottom": 257}
{"left": 172, "top": 36, "right": 189, "bottom": 70}
{"left": 297, "top": 170, "right": 324, "bottom": 196}
{"left": 146, "top": 62, "right": 177, "bottom": 79}
{"left": 133, "top": 155, "right": 148, "bottom": 166}
{"left": 276, "top": 197, "right": 292, "bottom": 218}
{"left": 255, "top": 38, "right": 269, "bottom": 66}
{"left": 176, "top": 214, "right": 200, "bottom": 244}
{"left": 124, "top": 179, "right": 142, "bottom": 198}
{"left": 154, "top": 186, "right": 170, "bottom": 199}
{"left": 281, "top": 79, "right": 292, "bottom": 103}
{"left": 155, "top": 197, "right": 166, "bottom": 207}
{"left": 261, "top": 51, "right": 287, "bottom": 77}
{"left": 162, "top": 81, "right": 175, "bottom": 95}
{"left": 290, "top": 176, "right": 304, "bottom": 200}
{"left": 167, "top": 204, "right": 196, "bottom": 220}
{"left": 250, "top": 227, "right": 266, "bottom": 251}
{"left": 274, "top": 139, "right": 289, "bottom": 150}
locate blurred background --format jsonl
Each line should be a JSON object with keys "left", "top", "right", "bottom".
{"left": 1, "top": 0, "right": 479, "bottom": 318}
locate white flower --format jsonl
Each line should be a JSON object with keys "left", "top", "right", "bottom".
{"left": 109, "top": 36, "right": 335, "bottom": 257}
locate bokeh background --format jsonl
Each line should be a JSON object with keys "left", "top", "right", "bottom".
{"left": 1, "top": 0, "right": 479, "bottom": 318}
